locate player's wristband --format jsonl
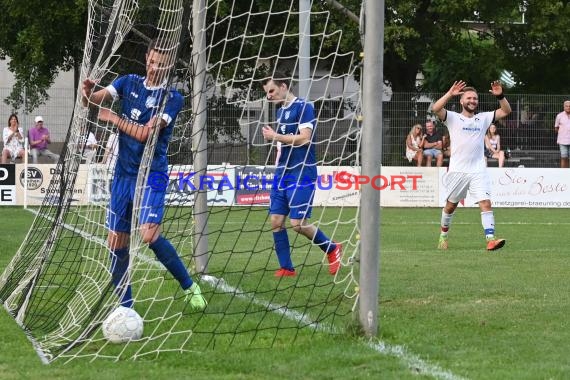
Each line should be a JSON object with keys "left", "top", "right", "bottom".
{"left": 496, "top": 93, "right": 505, "bottom": 100}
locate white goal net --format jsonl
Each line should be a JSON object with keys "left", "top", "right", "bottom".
{"left": 0, "top": 0, "right": 364, "bottom": 363}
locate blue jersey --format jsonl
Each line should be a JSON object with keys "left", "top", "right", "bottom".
{"left": 274, "top": 98, "right": 317, "bottom": 183}
{"left": 108, "top": 74, "right": 184, "bottom": 176}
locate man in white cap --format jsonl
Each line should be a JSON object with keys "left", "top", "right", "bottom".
{"left": 28, "top": 116, "right": 59, "bottom": 163}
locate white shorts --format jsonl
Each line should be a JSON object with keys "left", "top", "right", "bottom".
{"left": 442, "top": 171, "right": 491, "bottom": 204}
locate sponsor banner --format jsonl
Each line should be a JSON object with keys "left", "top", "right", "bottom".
{"left": 438, "top": 167, "right": 570, "bottom": 208}
{"left": 5, "top": 164, "right": 570, "bottom": 208}
{"left": 314, "top": 166, "right": 361, "bottom": 206}
{"left": 15, "top": 164, "right": 89, "bottom": 205}
{"left": 380, "top": 167, "right": 439, "bottom": 207}
{"left": 234, "top": 166, "right": 275, "bottom": 205}
{"left": 166, "top": 165, "right": 236, "bottom": 206}
{"left": 313, "top": 166, "right": 436, "bottom": 207}
{"left": 87, "top": 164, "right": 112, "bottom": 204}
{"left": 0, "top": 164, "right": 17, "bottom": 205}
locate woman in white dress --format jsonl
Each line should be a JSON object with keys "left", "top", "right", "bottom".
{"left": 2, "top": 114, "right": 25, "bottom": 163}
{"left": 484, "top": 123, "right": 505, "bottom": 167}
{"left": 405, "top": 124, "right": 424, "bottom": 166}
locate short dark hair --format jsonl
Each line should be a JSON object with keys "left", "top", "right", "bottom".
{"left": 147, "top": 37, "right": 175, "bottom": 54}
{"left": 462, "top": 86, "right": 477, "bottom": 94}
{"left": 261, "top": 71, "right": 291, "bottom": 89}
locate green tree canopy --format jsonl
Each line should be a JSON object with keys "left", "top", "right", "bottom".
{"left": 0, "top": 0, "right": 567, "bottom": 112}
{"left": 0, "top": 0, "right": 86, "bottom": 111}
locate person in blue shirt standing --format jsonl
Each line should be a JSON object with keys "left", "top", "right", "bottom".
{"left": 261, "top": 72, "right": 342, "bottom": 277}
{"left": 81, "top": 38, "right": 206, "bottom": 310}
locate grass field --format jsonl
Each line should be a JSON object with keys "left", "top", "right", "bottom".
{"left": 1, "top": 206, "right": 570, "bottom": 379}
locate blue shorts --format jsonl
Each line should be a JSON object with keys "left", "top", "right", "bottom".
{"left": 269, "top": 181, "right": 315, "bottom": 220}
{"left": 423, "top": 148, "right": 443, "bottom": 157}
{"left": 106, "top": 174, "right": 166, "bottom": 233}
{"left": 559, "top": 144, "right": 570, "bottom": 158}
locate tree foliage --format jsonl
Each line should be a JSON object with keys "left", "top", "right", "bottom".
{"left": 0, "top": 0, "right": 86, "bottom": 111}
{"left": 0, "top": 0, "right": 568, "bottom": 113}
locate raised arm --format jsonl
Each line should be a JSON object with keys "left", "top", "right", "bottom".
{"left": 489, "top": 80, "right": 511, "bottom": 121}
{"left": 432, "top": 81, "right": 466, "bottom": 121}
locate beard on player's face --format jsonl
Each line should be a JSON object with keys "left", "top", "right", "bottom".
{"left": 462, "top": 102, "right": 477, "bottom": 113}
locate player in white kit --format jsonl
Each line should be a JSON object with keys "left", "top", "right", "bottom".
{"left": 432, "top": 80, "right": 511, "bottom": 251}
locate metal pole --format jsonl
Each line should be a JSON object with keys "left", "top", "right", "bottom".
{"left": 191, "top": 0, "right": 209, "bottom": 273}
{"left": 23, "top": 86, "right": 28, "bottom": 209}
{"left": 298, "top": 0, "right": 311, "bottom": 99}
{"left": 359, "top": 0, "right": 384, "bottom": 337}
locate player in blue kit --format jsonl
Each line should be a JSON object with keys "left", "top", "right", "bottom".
{"left": 261, "top": 72, "right": 342, "bottom": 277}
{"left": 81, "top": 38, "right": 206, "bottom": 310}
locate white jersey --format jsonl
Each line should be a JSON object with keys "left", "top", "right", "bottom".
{"left": 444, "top": 110, "right": 494, "bottom": 173}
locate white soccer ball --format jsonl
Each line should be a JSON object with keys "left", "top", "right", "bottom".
{"left": 102, "top": 306, "right": 144, "bottom": 344}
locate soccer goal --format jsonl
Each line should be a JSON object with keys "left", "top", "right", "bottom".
{"left": 0, "top": 0, "right": 380, "bottom": 363}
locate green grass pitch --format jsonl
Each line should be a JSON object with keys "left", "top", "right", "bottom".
{"left": 0, "top": 206, "right": 569, "bottom": 379}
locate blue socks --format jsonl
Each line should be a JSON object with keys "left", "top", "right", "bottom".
{"left": 109, "top": 248, "right": 133, "bottom": 308}
{"left": 149, "top": 236, "right": 193, "bottom": 290}
{"left": 273, "top": 230, "right": 294, "bottom": 270}
{"left": 313, "top": 229, "right": 336, "bottom": 254}
{"left": 110, "top": 236, "right": 193, "bottom": 307}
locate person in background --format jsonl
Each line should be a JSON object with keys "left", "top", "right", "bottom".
{"left": 554, "top": 100, "right": 570, "bottom": 168}
{"left": 484, "top": 123, "right": 505, "bottom": 168}
{"left": 405, "top": 124, "right": 424, "bottom": 166}
{"left": 28, "top": 116, "right": 60, "bottom": 164}
{"left": 442, "top": 131, "right": 451, "bottom": 159}
{"left": 421, "top": 120, "right": 444, "bottom": 167}
{"left": 2, "top": 114, "right": 25, "bottom": 163}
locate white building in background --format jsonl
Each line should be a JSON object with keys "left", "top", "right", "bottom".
{"left": 0, "top": 58, "right": 75, "bottom": 142}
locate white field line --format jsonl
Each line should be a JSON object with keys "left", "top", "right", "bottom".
{"left": 25, "top": 208, "right": 466, "bottom": 379}
{"left": 201, "top": 274, "right": 467, "bottom": 380}
{"left": 201, "top": 275, "right": 325, "bottom": 331}
{"left": 367, "top": 341, "right": 467, "bottom": 380}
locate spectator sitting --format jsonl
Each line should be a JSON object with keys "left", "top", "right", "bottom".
{"left": 442, "top": 132, "right": 451, "bottom": 158}
{"left": 484, "top": 123, "right": 505, "bottom": 167}
{"left": 405, "top": 124, "right": 424, "bottom": 166}
{"left": 422, "top": 120, "right": 443, "bottom": 167}
{"left": 2, "top": 114, "right": 25, "bottom": 163}
{"left": 29, "top": 116, "right": 59, "bottom": 164}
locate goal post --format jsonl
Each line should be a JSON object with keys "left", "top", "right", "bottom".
{"left": 191, "top": 0, "right": 209, "bottom": 275}
{"left": 359, "top": 0, "right": 383, "bottom": 337}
